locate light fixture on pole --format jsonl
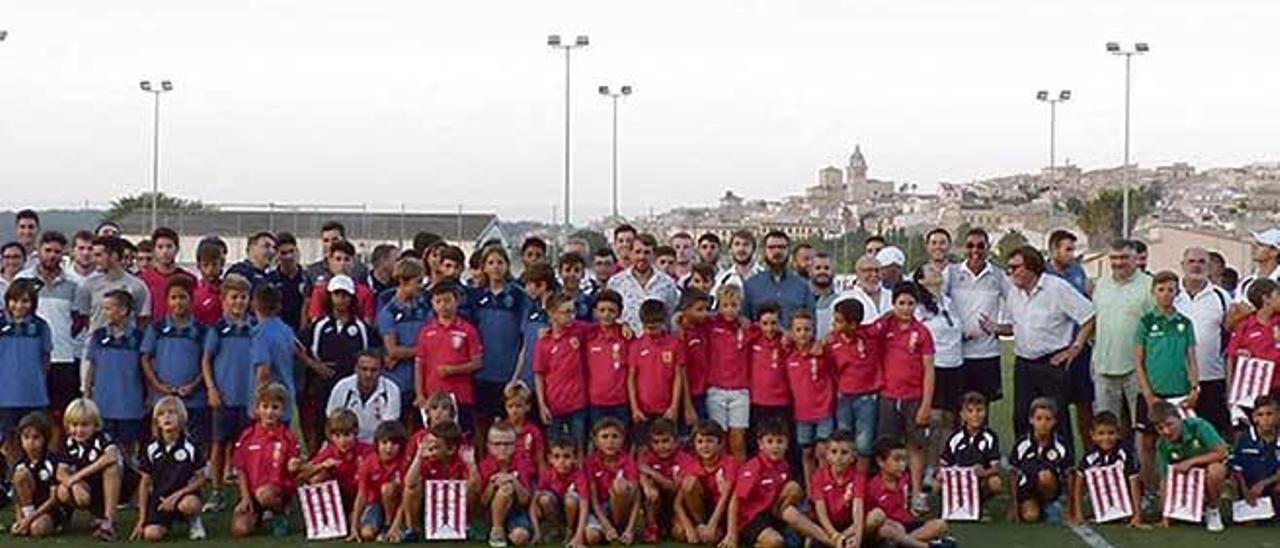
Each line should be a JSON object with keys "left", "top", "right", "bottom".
{"left": 547, "top": 34, "right": 589, "bottom": 233}
{"left": 598, "top": 84, "right": 633, "bottom": 221}
{"left": 1035, "top": 89, "right": 1071, "bottom": 180}
{"left": 0, "top": 30, "right": 8, "bottom": 41}
{"left": 1106, "top": 41, "right": 1149, "bottom": 239}
{"left": 140, "top": 79, "right": 174, "bottom": 234}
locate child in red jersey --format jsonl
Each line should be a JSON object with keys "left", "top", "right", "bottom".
{"left": 348, "top": 421, "right": 408, "bottom": 542}
{"left": 679, "top": 290, "right": 714, "bottom": 426}
{"left": 479, "top": 420, "right": 536, "bottom": 547}
{"left": 810, "top": 431, "right": 874, "bottom": 548}
{"left": 719, "top": 418, "right": 833, "bottom": 548}
{"left": 230, "top": 383, "right": 301, "bottom": 538}
{"left": 706, "top": 285, "right": 751, "bottom": 459}
{"left": 675, "top": 420, "right": 740, "bottom": 545}
{"left": 531, "top": 435, "right": 591, "bottom": 547}
{"left": 638, "top": 418, "right": 696, "bottom": 543}
{"left": 392, "top": 420, "right": 475, "bottom": 543}
{"left": 584, "top": 417, "right": 641, "bottom": 545}
{"left": 535, "top": 292, "right": 590, "bottom": 447}
{"left": 585, "top": 290, "right": 632, "bottom": 431}
{"left": 292, "top": 409, "right": 368, "bottom": 506}
{"left": 866, "top": 438, "right": 953, "bottom": 548}
{"left": 506, "top": 383, "right": 547, "bottom": 473}
{"left": 416, "top": 281, "right": 483, "bottom": 432}
{"left": 192, "top": 243, "right": 224, "bottom": 327}
{"left": 748, "top": 303, "right": 792, "bottom": 440}
{"left": 827, "top": 298, "right": 882, "bottom": 463}
{"left": 785, "top": 310, "right": 836, "bottom": 485}
{"left": 876, "top": 283, "right": 936, "bottom": 513}
{"left": 1228, "top": 278, "right": 1280, "bottom": 400}
{"left": 628, "top": 300, "right": 686, "bottom": 442}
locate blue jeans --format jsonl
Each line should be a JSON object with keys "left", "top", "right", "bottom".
{"left": 836, "top": 393, "right": 879, "bottom": 456}
{"left": 549, "top": 409, "right": 589, "bottom": 447}
{"left": 589, "top": 405, "right": 630, "bottom": 430}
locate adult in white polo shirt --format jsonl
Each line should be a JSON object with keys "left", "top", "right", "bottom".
{"left": 326, "top": 349, "right": 401, "bottom": 444}
{"left": 1091, "top": 239, "right": 1154, "bottom": 427}
{"left": 831, "top": 254, "right": 892, "bottom": 326}
{"left": 997, "top": 245, "right": 1094, "bottom": 442}
{"left": 1228, "top": 229, "right": 1280, "bottom": 328}
{"left": 946, "top": 227, "right": 1008, "bottom": 403}
{"left": 1174, "top": 247, "right": 1233, "bottom": 435}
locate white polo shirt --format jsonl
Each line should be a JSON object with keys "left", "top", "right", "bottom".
{"left": 831, "top": 283, "right": 892, "bottom": 326}
{"left": 946, "top": 262, "right": 1009, "bottom": 360}
{"left": 1173, "top": 280, "right": 1231, "bottom": 381}
{"left": 17, "top": 266, "right": 80, "bottom": 363}
{"left": 1236, "top": 264, "right": 1280, "bottom": 305}
{"left": 325, "top": 374, "right": 402, "bottom": 444}
{"left": 1005, "top": 273, "right": 1095, "bottom": 360}
{"left": 918, "top": 295, "right": 964, "bottom": 369}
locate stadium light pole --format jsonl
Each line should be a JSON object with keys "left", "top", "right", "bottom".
{"left": 140, "top": 79, "right": 174, "bottom": 234}
{"left": 1035, "top": 90, "right": 1071, "bottom": 180}
{"left": 598, "top": 84, "right": 633, "bottom": 221}
{"left": 0, "top": 30, "right": 8, "bottom": 41}
{"left": 1107, "top": 41, "right": 1148, "bottom": 239}
{"left": 548, "top": 34, "right": 588, "bottom": 233}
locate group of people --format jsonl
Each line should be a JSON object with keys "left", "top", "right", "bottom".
{"left": 1, "top": 207, "right": 1279, "bottom": 546}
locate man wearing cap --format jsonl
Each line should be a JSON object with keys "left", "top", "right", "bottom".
{"left": 876, "top": 245, "right": 906, "bottom": 290}
{"left": 831, "top": 254, "right": 891, "bottom": 326}
{"left": 946, "top": 227, "right": 1008, "bottom": 403}
{"left": 1228, "top": 229, "right": 1280, "bottom": 328}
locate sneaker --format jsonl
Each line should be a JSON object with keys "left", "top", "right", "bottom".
{"left": 92, "top": 521, "right": 116, "bottom": 542}
{"left": 188, "top": 517, "right": 207, "bottom": 540}
{"left": 1206, "top": 508, "right": 1224, "bottom": 532}
{"left": 400, "top": 528, "right": 422, "bottom": 543}
{"left": 488, "top": 526, "right": 508, "bottom": 548}
{"left": 642, "top": 523, "right": 659, "bottom": 543}
{"left": 929, "top": 537, "right": 959, "bottom": 548}
{"left": 911, "top": 493, "right": 931, "bottom": 515}
{"left": 202, "top": 492, "right": 226, "bottom": 513}
{"left": 271, "top": 515, "right": 289, "bottom": 537}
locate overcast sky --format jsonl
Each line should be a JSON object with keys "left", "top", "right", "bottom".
{"left": 2, "top": 1, "right": 1278, "bottom": 222}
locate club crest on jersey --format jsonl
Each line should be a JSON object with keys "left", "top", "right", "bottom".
{"left": 451, "top": 333, "right": 464, "bottom": 349}
{"left": 569, "top": 337, "right": 580, "bottom": 350}
{"left": 175, "top": 448, "right": 189, "bottom": 462}
{"left": 347, "top": 325, "right": 359, "bottom": 337}
{"left": 662, "top": 351, "right": 673, "bottom": 364}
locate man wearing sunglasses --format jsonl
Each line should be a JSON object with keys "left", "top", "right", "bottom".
{"left": 945, "top": 228, "right": 1009, "bottom": 405}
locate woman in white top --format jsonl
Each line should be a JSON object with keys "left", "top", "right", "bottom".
{"left": 914, "top": 263, "right": 966, "bottom": 422}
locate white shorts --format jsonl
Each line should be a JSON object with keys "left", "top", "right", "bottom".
{"left": 706, "top": 387, "right": 750, "bottom": 429}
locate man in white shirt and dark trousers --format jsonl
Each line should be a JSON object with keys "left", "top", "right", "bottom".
{"left": 947, "top": 228, "right": 1009, "bottom": 404}
{"left": 325, "top": 349, "right": 401, "bottom": 444}
{"left": 1174, "top": 247, "right": 1233, "bottom": 435}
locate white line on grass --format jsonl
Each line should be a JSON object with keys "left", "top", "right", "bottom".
{"left": 1070, "top": 524, "right": 1117, "bottom": 548}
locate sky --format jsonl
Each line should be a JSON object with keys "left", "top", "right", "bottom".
{"left": 2, "top": 0, "right": 1278, "bottom": 223}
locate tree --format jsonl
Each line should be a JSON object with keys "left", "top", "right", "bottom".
{"left": 995, "top": 229, "right": 1030, "bottom": 267}
{"left": 569, "top": 229, "right": 609, "bottom": 255}
{"left": 106, "top": 192, "right": 208, "bottom": 222}
{"left": 1075, "top": 187, "right": 1154, "bottom": 247}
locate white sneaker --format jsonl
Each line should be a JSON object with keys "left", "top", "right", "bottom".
{"left": 1205, "top": 507, "right": 1224, "bottom": 532}
{"left": 189, "top": 517, "right": 207, "bottom": 540}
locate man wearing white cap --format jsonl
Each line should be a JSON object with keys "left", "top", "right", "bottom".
{"left": 876, "top": 245, "right": 906, "bottom": 290}
{"left": 1226, "top": 229, "right": 1280, "bottom": 329}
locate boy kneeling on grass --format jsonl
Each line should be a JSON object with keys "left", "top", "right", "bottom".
{"left": 866, "top": 437, "right": 955, "bottom": 548}
{"left": 1008, "top": 397, "right": 1072, "bottom": 524}
{"left": 1151, "top": 399, "right": 1229, "bottom": 532}
{"left": 230, "top": 383, "right": 300, "bottom": 538}
{"left": 1070, "top": 411, "right": 1143, "bottom": 528}
{"left": 719, "top": 417, "right": 841, "bottom": 548}
{"left": 1231, "top": 396, "right": 1280, "bottom": 520}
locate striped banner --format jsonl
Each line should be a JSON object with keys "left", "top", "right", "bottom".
{"left": 939, "top": 466, "right": 980, "bottom": 521}
{"left": 299, "top": 480, "right": 348, "bottom": 540}
{"left": 1229, "top": 356, "right": 1274, "bottom": 409}
{"left": 1162, "top": 466, "right": 1205, "bottom": 524}
{"left": 424, "top": 480, "right": 468, "bottom": 540}
{"left": 1165, "top": 396, "right": 1197, "bottom": 419}
{"left": 1084, "top": 463, "right": 1133, "bottom": 523}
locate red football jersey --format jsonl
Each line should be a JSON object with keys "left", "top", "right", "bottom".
{"left": 867, "top": 474, "right": 912, "bottom": 524}
{"left": 416, "top": 317, "right": 483, "bottom": 405}
{"left": 877, "top": 316, "right": 935, "bottom": 400}
{"left": 356, "top": 450, "right": 407, "bottom": 505}
{"left": 734, "top": 454, "right": 792, "bottom": 526}
{"left": 679, "top": 454, "right": 741, "bottom": 503}
{"left": 232, "top": 423, "right": 301, "bottom": 492}
{"left": 1227, "top": 313, "right": 1280, "bottom": 392}
{"left": 583, "top": 451, "right": 639, "bottom": 500}
{"left": 585, "top": 325, "right": 630, "bottom": 407}
{"left": 748, "top": 330, "right": 790, "bottom": 406}
{"left": 628, "top": 332, "right": 685, "bottom": 416}
{"left": 809, "top": 464, "right": 866, "bottom": 528}
{"left": 534, "top": 329, "right": 589, "bottom": 416}
{"left": 707, "top": 316, "right": 750, "bottom": 390}
{"left": 309, "top": 442, "right": 372, "bottom": 501}
{"left": 826, "top": 327, "right": 882, "bottom": 396}
{"left": 682, "top": 323, "right": 711, "bottom": 397}
{"left": 785, "top": 345, "right": 835, "bottom": 422}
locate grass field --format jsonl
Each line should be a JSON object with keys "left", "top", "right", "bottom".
{"left": 6, "top": 347, "right": 1280, "bottom": 547}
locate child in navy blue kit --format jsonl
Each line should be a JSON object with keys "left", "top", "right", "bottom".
{"left": 9, "top": 412, "right": 63, "bottom": 539}
{"left": 1009, "top": 397, "right": 1073, "bottom": 523}
{"left": 201, "top": 273, "right": 254, "bottom": 512}
{"left": 1070, "top": 411, "right": 1141, "bottom": 527}
{"left": 131, "top": 396, "right": 208, "bottom": 541}
{"left": 142, "top": 275, "right": 209, "bottom": 444}
{"left": 84, "top": 289, "right": 146, "bottom": 455}
{"left": 0, "top": 281, "right": 53, "bottom": 464}
{"left": 937, "top": 392, "right": 1004, "bottom": 508}
{"left": 1230, "top": 396, "right": 1280, "bottom": 513}
{"left": 55, "top": 398, "right": 124, "bottom": 541}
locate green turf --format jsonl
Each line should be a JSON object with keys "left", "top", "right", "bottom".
{"left": 6, "top": 343, "right": 1280, "bottom": 546}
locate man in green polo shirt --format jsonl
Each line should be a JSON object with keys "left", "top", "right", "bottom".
{"left": 1093, "top": 240, "right": 1155, "bottom": 429}
{"left": 1151, "top": 400, "right": 1228, "bottom": 531}
{"left": 1136, "top": 271, "right": 1200, "bottom": 494}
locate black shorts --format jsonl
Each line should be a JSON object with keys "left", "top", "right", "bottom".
{"left": 1064, "top": 345, "right": 1095, "bottom": 404}
{"left": 1015, "top": 464, "right": 1063, "bottom": 503}
{"left": 1196, "top": 380, "right": 1230, "bottom": 437}
{"left": 143, "top": 495, "right": 184, "bottom": 528}
{"left": 212, "top": 406, "right": 248, "bottom": 445}
{"left": 186, "top": 407, "right": 210, "bottom": 447}
{"left": 474, "top": 380, "right": 508, "bottom": 418}
{"left": 740, "top": 512, "right": 785, "bottom": 546}
{"left": 47, "top": 361, "right": 82, "bottom": 417}
{"left": 963, "top": 357, "right": 1003, "bottom": 402}
{"left": 932, "top": 367, "right": 966, "bottom": 412}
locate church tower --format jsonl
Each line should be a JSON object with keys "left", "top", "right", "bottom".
{"left": 847, "top": 145, "right": 868, "bottom": 187}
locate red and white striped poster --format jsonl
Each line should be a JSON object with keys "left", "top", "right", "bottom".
{"left": 299, "top": 480, "right": 348, "bottom": 540}
{"left": 1162, "top": 466, "right": 1206, "bottom": 523}
{"left": 424, "top": 479, "right": 468, "bottom": 540}
{"left": 1229, "top": 356, "right": 1275, "bottom": 409}
{"left": 939, "top": 467, "right": 980, "bottom": 521}
{"left": 1165, "top": 396, "right": 1197, "bottom": 419}
{"left": 1084, "top": 463, "right": 1133, "bottom": 523}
